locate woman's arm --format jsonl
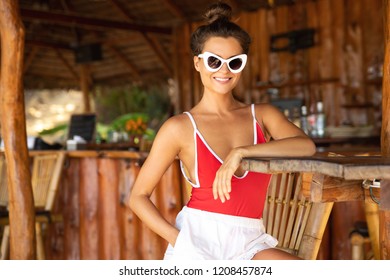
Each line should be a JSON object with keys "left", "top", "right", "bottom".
{"left": 212, "top": 104, "right": 316, "bottom": 203}
{"left": 128, "top": 116, "right": 184, "bottom": 246}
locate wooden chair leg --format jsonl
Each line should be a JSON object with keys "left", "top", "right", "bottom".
{"left": 364, "top": 201, "right": 380, "bottom": 259}
{"left": 298, "top": 202, "right": 334, "bottom": 260}
{"left": 1, "top": 225, "right": 10, "bottom": 260}
{"left": 35, "top": 223, "right": 45, "bottom": 260}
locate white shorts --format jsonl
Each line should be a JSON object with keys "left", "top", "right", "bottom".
{"left": 163, "top": 206, "right": 278, "bottom": 260}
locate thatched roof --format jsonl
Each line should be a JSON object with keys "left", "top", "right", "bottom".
{"left": 19, "top": 0, "right": 293, "bottom": 89}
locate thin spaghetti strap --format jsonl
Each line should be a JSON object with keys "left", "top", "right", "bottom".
{"left": 251, "top": 104, "right": 257, "bottom": 144}
{"left": 181, "top": 111, "right": 200, "bottom": 188}
{"left": 251, "top": 103, "right": 256, "bottom": 119}
{"left": 183, "top": 111, "right": 198, "bottom": 130}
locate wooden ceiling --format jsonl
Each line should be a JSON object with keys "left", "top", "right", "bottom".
{"left": 18, "top": 0, "right": 294, "bottom": 89}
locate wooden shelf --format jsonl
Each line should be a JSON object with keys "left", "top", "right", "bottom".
{"left": 255, "top": 77, "right": 340, "bottom": 90}
{"left": 341, "top": 103, "right": 375, "bottom": 109}
{"left": 365, "top": 78, "right": 383, "bottom": 85}
{"left": 312, "top": 135, "right": 380, "bottom": 147}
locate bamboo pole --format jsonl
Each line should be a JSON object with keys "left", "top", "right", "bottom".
{"left": 0, "top": 0, "right": 36, "bottom": 259}
{"left": 381, "top": 0, "right": 390, "bottom": 260}
{"left": 80, "top": 65, "right": 91, "bottom": 113}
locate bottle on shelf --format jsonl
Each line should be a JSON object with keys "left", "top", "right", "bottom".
{"left": 307, "top": 107, "right": 317, "bottom": 137}
{"left": 307, "top": 101, "right": 326, "bottom": 138}
{"left": 300, "top": 105, "right": 309, "bottom": 135}
{"left": 316, "top": 101, "right": 326, "bottom": 137}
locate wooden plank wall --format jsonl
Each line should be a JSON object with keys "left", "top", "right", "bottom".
{"left": 173, "top": 0, "right": 384, "bottom": 133}
{"left": 45, "top": 157, "right": 185, "bottom": 260}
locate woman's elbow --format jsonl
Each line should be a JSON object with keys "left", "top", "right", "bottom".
{"left": 128, "top": 192, "right": 137, "bottom": 212}
{"left": 128, "top": 190, "right": 149, "bottom": 214}
{"left": 304, "top": 137, "right": 316, "bottom": 156}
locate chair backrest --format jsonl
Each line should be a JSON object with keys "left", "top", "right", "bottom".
{"left": 264, "top": 172, "right": 335, "bottom": 260}
{"left": 263, "top": 172, "right": 313, "bottom": 256}
{"left": 31, "top": 152, "right": 65, "bottom": 211}
{"left": 0, "top": 154, "right": 8, "bottom": 208}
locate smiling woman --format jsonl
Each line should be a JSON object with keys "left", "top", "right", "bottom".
{"left": 128, "top": 1, "right": 315, "bottom": 261}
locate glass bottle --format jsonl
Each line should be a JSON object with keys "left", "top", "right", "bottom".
{"left": 316, "top": 101, "right": 326, "bottom": 137}
{"left": 300, "top": 105, "right": 309, "bottom": 135}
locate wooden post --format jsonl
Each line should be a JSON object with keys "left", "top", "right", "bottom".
{"left": 80, "top": 65, "right": 91, "bottom": 113}
{"left": 381, "top": 0, "right": 390, "bottom": 260}
{"left": 0, "top": 0, "right": 36, "bottom": 259}
{"left": 79, "top": 158, "right": 99, "bottom": 259}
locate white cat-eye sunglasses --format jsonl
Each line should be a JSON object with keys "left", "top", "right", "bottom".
{"left": 198, "top": 51, "right": 247, "bottom": 73}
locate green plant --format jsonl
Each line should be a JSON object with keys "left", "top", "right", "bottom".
{"left": 110, "top": 113, "right": 149, "bottom": 133}
{"left": 94, "top": 85, "right": 171, "bottom": 140}
{"left": 94, "top": 85, "right": 171, "bottom": 129}
{"left": 38, "top": 123, "right": 68, "bottom": 136}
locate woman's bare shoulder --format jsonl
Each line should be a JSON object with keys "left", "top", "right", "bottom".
{"left": 156, "top": 113, "right": 194, "bottom": 138}
{"left": 253, "top": 103, "right": 282, "bottom": 119}
{"left": 254, "top": 102, "right": 279, "bottom": 112}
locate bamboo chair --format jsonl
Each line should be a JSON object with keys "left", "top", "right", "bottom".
{"left": 0, "top": 152, "right": 65, "bottom": 260}
{"left": 0, "top": 154, "right": 8, "bottom": 208}
{"left": 263, "top": 172, "right": 332, "bottom": 259}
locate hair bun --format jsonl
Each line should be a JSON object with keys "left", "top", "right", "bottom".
{"left": 204, "top": 2, "right": 232, "bottom": 24}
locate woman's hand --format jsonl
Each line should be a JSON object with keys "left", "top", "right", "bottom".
{"left": 212, "top": 148, "right": 243, "bottom": 203}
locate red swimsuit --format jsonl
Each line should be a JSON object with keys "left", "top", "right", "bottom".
{"left": 180, "top": 104, "right": 271, "bottom": 219}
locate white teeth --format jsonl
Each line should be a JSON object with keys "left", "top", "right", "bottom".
{"left": 214, "top": 77, "right": 230, "bottom": 82}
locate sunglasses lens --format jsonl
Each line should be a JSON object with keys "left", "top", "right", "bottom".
{"left": 207, "top": 56, "right": 222, "bottom": 69}
{"left": 228, "top": 58, "right": 243, "bottom": 70}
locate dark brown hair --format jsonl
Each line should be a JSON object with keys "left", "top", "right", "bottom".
{"left": 190, "top": 2, "right": 251, "bottom": 56}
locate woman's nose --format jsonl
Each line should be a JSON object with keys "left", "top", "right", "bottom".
{"left": 219, "top": 62, "right": 230, "bottom": 73}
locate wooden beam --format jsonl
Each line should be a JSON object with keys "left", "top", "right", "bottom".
{"left": 107, "top": 44, "right": 142, "bottom": 81}
{"left": 60, "top": 0, "right": 74, "bottom": 12}
{"left": 26, "top": 39, "right": 73, "bottom": 50}
{"left": 143, "top": 34, "right": 173, "bottom": 76}
{"left": 20, "top": 8, "right": 172, "bottom": 35}
{"left": 381, "top": 0, "right": 390, "bottom": 260}
{"left": 54, "top": 49, "right": 79, "bottom": 81}
{"left": 23, "top": 45, "right": 39, "bottom": 73}
{"left": 109, "top": 0, "right": 137, "bottom": 21}
{"left": 80, "top": 65, "right": 92, "bottom": 113}
{"left": 161, "top": 0, "right": 187, "bottom": 21}
{"left": 26, "top": 32, "right": 172, "bottom": 78}
{"left": 108, "top": 0, "right": 173, "bottom": 76}
{"left": 0, "top": 0, "right": 36, "bottom": 259}
{"left": 308, "top": 174, "right": 366, "bottom": 203}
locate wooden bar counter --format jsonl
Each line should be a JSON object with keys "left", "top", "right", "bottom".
{"left": 5, "top": 150, "right": 387, "bottom": 259}
{"left": 241, "top": 155, "right": 390, "bottom": 259}
{"left": 43, "top": 150, "right": 186, "bottom": 260}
